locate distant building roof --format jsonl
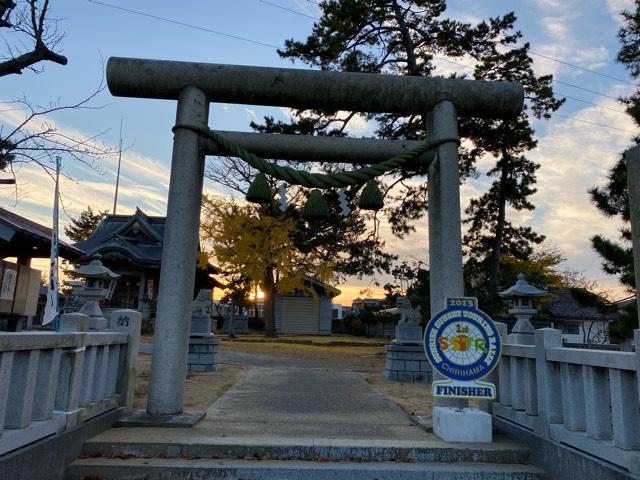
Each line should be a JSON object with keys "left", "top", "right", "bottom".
{"left": 0, "top": 207, "right": 84, "bottom": 260}
{"left": 539, "top": 289, "right": 614, "bottom": 322}
{"left": 75, "top": 208, "right": 220, "bottom": 275}
{"left": 304, "top": 276, "right": 341, "bottom": 297}
{"left": 74, "top": 208, "right": 166, "bottom": 266}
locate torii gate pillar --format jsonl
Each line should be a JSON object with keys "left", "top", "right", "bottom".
{"left": 147, "top": 86, "right": 209, "bottom": 415}
{"left": 426, "top": 100, "right": 466, "bottom": 408}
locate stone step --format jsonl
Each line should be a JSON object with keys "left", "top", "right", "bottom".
{"left": 67, "top": 457, "right": 547, "bottom": 480}
{"left": 80, "top": 432, "right": 532, "bottom": 465}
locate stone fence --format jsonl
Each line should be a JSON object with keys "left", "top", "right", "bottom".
{"left": 493, "top": 325, "right": 640, "bottom": 476}
{"left": 0, "top": 310, "right": 141, "bottom": 456}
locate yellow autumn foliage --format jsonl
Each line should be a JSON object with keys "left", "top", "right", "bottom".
{"left": 200, "top": 195, "right": 335, "bottom": 296}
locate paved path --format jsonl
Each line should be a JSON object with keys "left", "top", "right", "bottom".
{"left": 139, "top": 341, "right": 427, "bottom": 440}
{"left": 197, "top": 365, "right": 430, "bottom": 441}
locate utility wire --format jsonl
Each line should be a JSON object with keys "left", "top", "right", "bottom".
{"left": 526, "top": 50, "right": 635, "bottom": 86}
{"left": 550, "top": 113, "right": 637, "bottom": 135}
{"left": 429, "top": 56, "right": 627, "bottom": 111}
{"left": 258, "top": 0, "right": 637, "bottom": 89}
{"left": 259, "top": 0, "right": 318, "bottom": 19}
{"left": 89, "top": 0, "right": 630, "bottom": 105}
{"left": 555, "top": 93, "right": 627, "bottom": 114}
{"left": 552, "top": 79, "right": 620, "bottom": 101}
{"left": 87, "top": 0, "right": 637, "bottom": 136}
{"left": 87, "top": 0, "right": 280, "bottom": 49}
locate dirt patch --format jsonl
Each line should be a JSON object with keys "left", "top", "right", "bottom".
{"left": 222, "top": 334, "right": 389, "bottom": 348}
{"left": 222, "top": 340, "right": 386, "bottom": 368}
{"left": 134, "top": 354, "right": 247, "bottom": 411}
{"left": 359, "top": 371, "right": 433, "bottom": 417}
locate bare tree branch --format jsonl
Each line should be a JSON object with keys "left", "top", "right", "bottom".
{"left": 0, "top": 0, "right": 68, "bottom": 76}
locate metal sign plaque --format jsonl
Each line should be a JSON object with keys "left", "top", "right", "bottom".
{"left": 424, "top": 297, "right": 501, "bottom": 399}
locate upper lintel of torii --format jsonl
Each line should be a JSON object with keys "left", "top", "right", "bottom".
{"left": 106, "top": 57, "right": 524, "bottom": 166}
{"left": 106, "top": 57, "right": 524, "bottom": 120}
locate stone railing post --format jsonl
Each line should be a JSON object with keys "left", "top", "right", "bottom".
{"left": 481, "top": 321, "right": 507, "bottom": 413}
{"left": 534, "top": 328, "right": 562, "bottom": 438}
{"left": 0, "top": 351, "right": 14, "bottom": 437}
{"left": 635, "top": 329, "right": 640, "bottom": 400}
{"left": 55, "top": 313, "right": 88, "bottom": 429}
{"left": 111, "top": 309, "right": 141, "bottom": 412}
{"left": 59, "top": 312, "right": 89, "bottom": 333}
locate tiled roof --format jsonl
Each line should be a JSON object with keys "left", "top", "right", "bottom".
{"left": 0, "top": 207, "right": 84, "bottom": 260}
{"left": 539, "top": 289, "right": 614, "bottom": 321}
{"left": 74, "top": 208, "right": 220, "bottom": 274}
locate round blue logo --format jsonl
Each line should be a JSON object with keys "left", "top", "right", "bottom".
{"left": 424, "top": 298, "right": 501, "bottom": 382}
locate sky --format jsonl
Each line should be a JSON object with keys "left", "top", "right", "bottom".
{"left": 0, "top": 0, "right": 638, "bottom": 305}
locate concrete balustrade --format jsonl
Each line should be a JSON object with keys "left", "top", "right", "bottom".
{"left": 493, "top": 327, "right": 640, "bottom": 475}
{"left": 0, "top": 310, "right": 141, "bottom": 456}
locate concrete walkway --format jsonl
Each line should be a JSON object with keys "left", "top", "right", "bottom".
{"left": 138, "top": 343, "right": 427, "bottom": 440}
{"left": 199, "top": 365, "right": 429, "bottom": 441}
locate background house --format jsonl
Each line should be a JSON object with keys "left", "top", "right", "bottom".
{"left": 0, "top": 208, "right": 85, "bottom": 330}
{"left": 274, "top": 278, "right": 340, "bottom": 335}
{"left": 537, "top": 289, "right": 615, "bottom": 344}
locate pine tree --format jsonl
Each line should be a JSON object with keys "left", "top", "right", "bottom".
{"left": 589, "top": 0, "right": 640, "bottom": 340}
{"left": 64, "top": 206, "right": 108, "bottom": 243}
{"left": 253, "top": 1, "right": 561, "bottom": 315}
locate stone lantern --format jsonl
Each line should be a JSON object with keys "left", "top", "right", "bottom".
{"left": 499, "top": 273, "right": 546, "bottom": 345}
{"left": 71, "top": 254, "right": 120, "bottom": 330}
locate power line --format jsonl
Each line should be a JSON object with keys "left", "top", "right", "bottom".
{"left": 259, "top": 0, "right": 637, "bottom": 88}
{"left": 556, "top": 93, "right": 627, "bottom": 114}
{"left": 550, "top": 113, "right": 637, "bottom": 135}
{"left": 429, "top": 55, "right": 627, "bottom": 110}
{"left": 90, "top": 0, "right": 630, "bottom": 106}
{"left": 87, "top": 0, "right": 635, "bottom": 134}
{"left": 259, "top": 0, "right": 318, "bottom": 19}
{"left": 527, "top": 50, "right": 635, "bottom": 86}
{"left": 552, "top": 79, "right": 620, "bottom": 101}
{"left": 87, "top": 0, "right": 280, "bottom": 49}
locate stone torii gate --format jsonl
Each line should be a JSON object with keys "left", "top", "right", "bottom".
{"left": 106, "top": 57, "right": 524, "bottom": 419}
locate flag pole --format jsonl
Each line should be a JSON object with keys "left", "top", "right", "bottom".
{"left": 113, "top": 118, "right": 123, "bottom": 214}
{"left": 54, "top": 156, "right": 60, "bottom": 331}
{"left": 43, "top": 156, "right": 61, "bottom": 331}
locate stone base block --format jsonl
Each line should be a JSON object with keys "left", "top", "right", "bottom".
{"left": 116, "top": 410, "right": 205, "bottom": 428}
{"left": 395, "top": 322, "right": 423, "bottom": 345}
{"left": 59, "top": 313, "right": 89, "bottom": 332}
{"left": 433, "top": 407, "right": 492, "bottom": 443}
{"left": 190, "top": 315, "right": 212, "bottom": 336}
{"left": 383, "top": 343, "right": 432, "bottom": 383}
{"left": 187, "top": 336, "right": 220, "bottom": 373}
{"left": 88, "top": 316, "right": 108, "bottom": 331}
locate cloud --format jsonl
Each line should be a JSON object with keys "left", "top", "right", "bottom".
{"left": 522, "top": 92, "right": 635, "bottom": 294}
{"left": 0, "top": 99, "right": 174, "bottom": 240}
{"left": 607, "top": 0, "right": 635, "bottom": 24}
{"left": 529, "top": 0, "right": 612, "bottom": 78}
{"left": 332, "top": 283, "right": 387, "bottom": 305}
{"left": 244, "top": 108, "right": 258, "bottom": 121}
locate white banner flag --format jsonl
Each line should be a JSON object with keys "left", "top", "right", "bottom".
{"left": 43, "top": 157, "right": 61, "bottom": 326}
